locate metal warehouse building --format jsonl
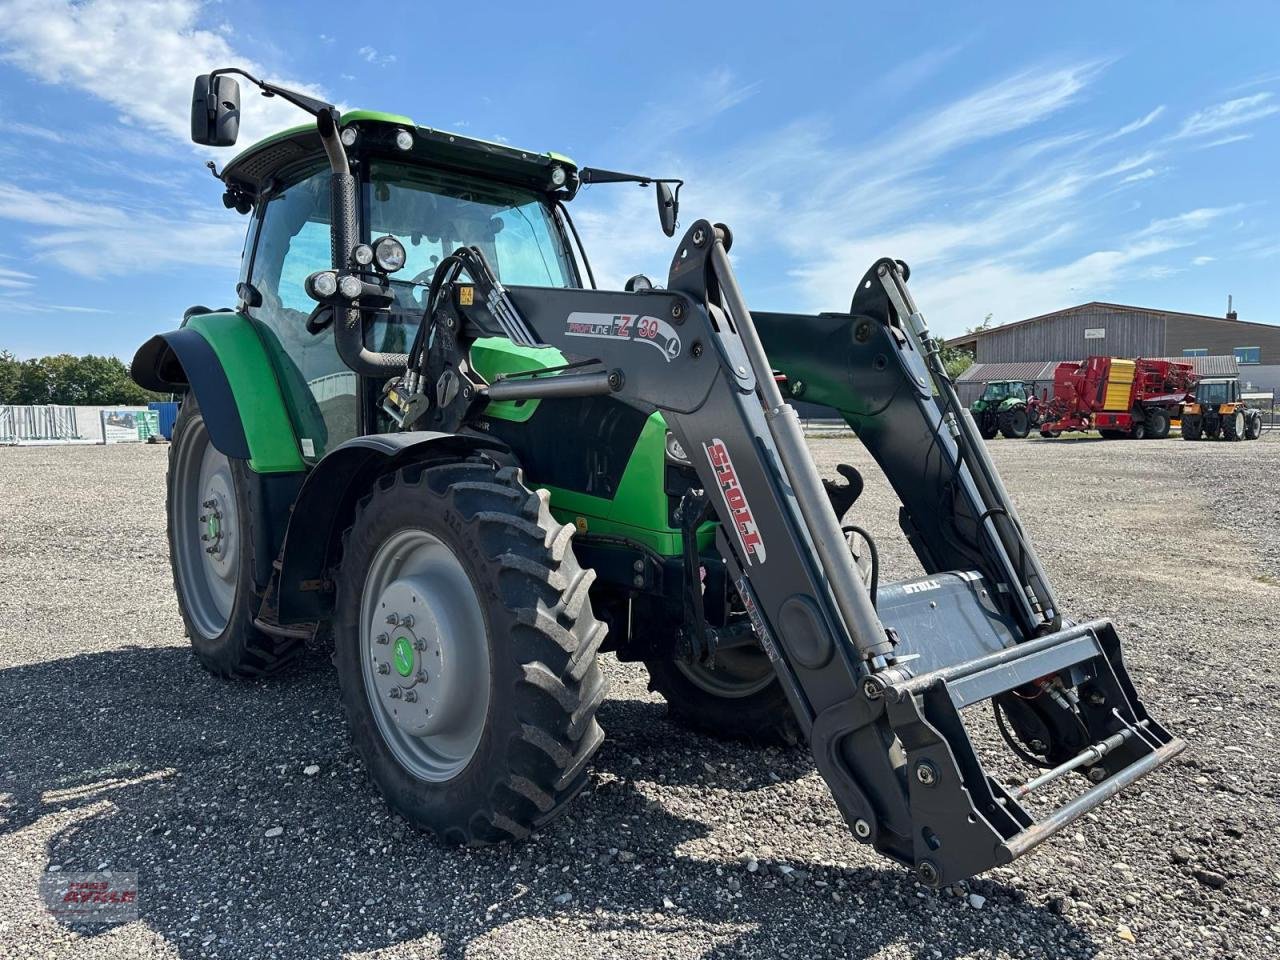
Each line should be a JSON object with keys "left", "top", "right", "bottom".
{"left": 948, "top": 301, "right": 1280, "bottom": 403}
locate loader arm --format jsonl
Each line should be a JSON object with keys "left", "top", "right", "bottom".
{"left": 420, "top": 221, "right": 1184, "bottom": 886}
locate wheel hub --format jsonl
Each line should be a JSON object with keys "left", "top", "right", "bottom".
{"left": 365, "top": 563, "right": 484, "bottom": 745}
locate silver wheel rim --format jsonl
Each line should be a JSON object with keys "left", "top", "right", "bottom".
{"left": 172, "top": 414, "right": 239, "bottom": 640}
{"left": 360, "top": 528, "right": 490, "bottom": 782}
{"left": 676, "top": 647, "right": 775, "bottom": 698}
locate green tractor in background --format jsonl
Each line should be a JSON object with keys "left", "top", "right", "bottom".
{"left": 970, "top": 380, "right": 1034, "bottom": 439}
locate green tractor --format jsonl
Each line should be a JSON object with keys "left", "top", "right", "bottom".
{"left": 970, "top": 380, "right": 1034, "bottom": 439}
{"left": 131, "top": 69, "right": 1183, "bottom": 887}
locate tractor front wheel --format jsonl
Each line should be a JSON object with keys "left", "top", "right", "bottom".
{"left": 167, "top": 394, "right": 302, "bottom": 678}
{"left": 1222, "top": 410, "right": 1245, "bottom": 441}
{"left": 1145, "top": 408, "right": 1170, "bottom": 439}
{"left": 645, "top": 653, "right": 801, "bottom": 745}
{"left": 333, "top": 458, "right": 606, "bottom": 843}
{"left": 1181, "top": 415, "right": 1203, "bottom": 440}
{"left": 999, "top": 407, "right": 1031, "bottom": 439}
{"left": 1245, "top": 412, "right": 1263, "bottom": 440}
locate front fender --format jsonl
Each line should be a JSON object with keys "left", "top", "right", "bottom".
{"left": 276, "top": 431, "right": 510, "bottom": 623}
{"left": 131, "top": 311, "right": 305, "bottom": 473}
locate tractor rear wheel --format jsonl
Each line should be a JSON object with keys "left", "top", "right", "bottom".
{"left": 1222, "top": 410, "right": 1245, "bottom": 441}
{"left": 1145, "top": 408, "right": 1170, "bottom": 439}
{"left": 333, "top": 458, "right": 606, "bottom": 843}
{"left": 167, "top": 394, "right": 303, "bottom": 678}
{"left": 1181, "top": 416, "right": 1203, "bottom": 440}
{"left": 645, "top": 652, "right": 801, "bottom": 745}
{"left": 999, "top": 407, "right": 1030, "bottom": 439}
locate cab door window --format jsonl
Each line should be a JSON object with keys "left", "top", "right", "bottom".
{"left": 249, "top": 168, "right": 357, "bottom": 460}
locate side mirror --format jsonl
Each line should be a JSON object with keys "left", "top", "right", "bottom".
{"left": 656, "top": 181, "right": 679, "bottom": 237}
{"left": 191, "top": 74, "right": 241, "bottom": 147}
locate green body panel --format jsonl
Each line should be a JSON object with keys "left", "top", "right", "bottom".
{"left": 469, "top": 337, "right": 567, "bottom": 423}
{"left": 544, "top": 413, "right": 713, "bottom": 557}
{"left": 184, "top": 313, "right": 306, "bottom": 474}
{"left": 475, "top": 339, "right": 710, "bottom": 556}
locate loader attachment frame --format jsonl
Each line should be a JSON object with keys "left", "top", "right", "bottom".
{"left": 416, "top": 220, "right": 1184, "bottom": 885}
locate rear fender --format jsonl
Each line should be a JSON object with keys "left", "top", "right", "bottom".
{"left": 276, "top": 431, "right": 511, "bottom": 623}
{"left": 130, "top": 312, "right": 305, "bottom": 474}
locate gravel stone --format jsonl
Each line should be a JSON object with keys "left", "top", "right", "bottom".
{"left": 1, "top": 434, "right": 1277, "bottom": 958}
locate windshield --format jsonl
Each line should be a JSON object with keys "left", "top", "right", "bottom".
{"left": 1198, "top": 382, "right": 1230, "bottom": 405}
{"left": 365, "top": 162, "right": 577, "bottom": 352}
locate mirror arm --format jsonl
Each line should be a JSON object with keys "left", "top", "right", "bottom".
{"left": 208, "top": 67, "right": 335, "bottom": 120}
{"left": 579, "top": 167, "right": 682, "bottom": 191}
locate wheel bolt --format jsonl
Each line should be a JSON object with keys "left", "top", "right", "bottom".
{"left": 414, "top": 640, "right": 427, "bottom": 652}
{"left": 376, "top": 633, "right": 389, "bottom": 645}
{"left": 377, "top": 663, "right": 390, "bottom": 675}
{"left": 417, "top": 670, "right": 429, "bottom": 683}
{"left": 388, "top": 688, "right": 401, "bottom": 699}
{"left": 202, "top": 499, "right": 216, "bottom": 509}
{"left": 401, "top": 614, "right": 414, "bottom": 629}
{"left": 404, "top": 690, "right": 418, "bottom": 703}
{"left": 386, "top": 613, "right": 399, "bottom": 626}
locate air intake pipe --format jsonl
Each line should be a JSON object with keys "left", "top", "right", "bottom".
{"left": 317, "top": 109, "right": 407, "bottom": 377}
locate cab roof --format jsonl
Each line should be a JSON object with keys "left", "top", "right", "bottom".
{"left": 220, "top": 110, "right": 577, "bottom": 199}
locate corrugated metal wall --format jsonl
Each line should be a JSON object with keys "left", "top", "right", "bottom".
{"left": 1163, "top": 315, "right": 1280, "bottom": 362}
{"left": 976, "top": 307, "right": 1165, "bottom": 362}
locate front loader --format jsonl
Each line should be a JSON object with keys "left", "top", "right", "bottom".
{"left": 133, "top": 70, "right": 1184, "bottom": 888}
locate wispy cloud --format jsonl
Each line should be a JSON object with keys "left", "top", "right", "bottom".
{"left": 1100, "top": 105, "right": 1166, "bottom": 142}
{"left": 357, "top": 45, "right": 396, "bottom": 66}
{"left": 0, "top": 181, "right": 241, "bottom": 277}
{"left": 1174, "top": 92, "right": 1279, "bottom": 139}
{"left": 0, "top": 0, "right": 336, "bottom": 148}
{"left": 1192, "top": 255, "right": 1215, "bottom": 266}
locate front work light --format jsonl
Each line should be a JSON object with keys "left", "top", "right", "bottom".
{"left": 395, "top": 129, "right": 414, "bottom": 151}
{"left": 309, "top": 271, "right": 338, "bottom": 299}
{"left": 372, "top": 235, "right": 407, "bottom": 273}
{"left": 549, "top": 165, "right": 567, "bottom": 188}
{"left": 338, "top": 274, "right": 363, "bottom": 299}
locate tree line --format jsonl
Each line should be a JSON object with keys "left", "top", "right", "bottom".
{"left": 0, "top": 351, "right": 168, "bottom": 406}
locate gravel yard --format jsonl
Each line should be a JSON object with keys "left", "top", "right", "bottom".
{"left": 1, "top": 434, "right": 1277, "bottom": 959}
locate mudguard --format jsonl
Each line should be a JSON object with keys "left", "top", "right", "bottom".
{"left": 130, "top": 311, "right": 305, "bottom": 474}
{"left": 275, "top": 431, "right": 510, "bottom": 623}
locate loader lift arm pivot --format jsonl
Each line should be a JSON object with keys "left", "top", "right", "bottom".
{"left": 415, "top": 220, "right": 1184, "bottom": 886}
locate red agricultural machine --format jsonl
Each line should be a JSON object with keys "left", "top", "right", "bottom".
{"left": 1038, "top": 356, "right": 1197, "bottom": 439}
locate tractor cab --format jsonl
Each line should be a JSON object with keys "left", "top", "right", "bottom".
{"left": 213, "top": 113, "right": 588, "bottom": 459}
{"left": 1194, "top": 378, "right": 1237, "bottom": 406}
{"left": 978, "top": 380, "right": 1028, "bottom": 404}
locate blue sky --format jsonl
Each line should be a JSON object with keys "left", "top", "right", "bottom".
{"left": 0, "top": 0, "right": 1276, "bottom": 360}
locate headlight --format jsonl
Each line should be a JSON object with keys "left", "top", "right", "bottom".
{"left": 372, "top": 235, "right": 407, "bottom": 273}
{"left": 338, "top": 274, "right": 363, "bottom": 299}
{"left": 310, "top": 271, "right": 338, "bottom": 298}
{"left": 548, "top": 165, "right": 567, "bottom": 188}
{"left": 352, "top": 243, "right": 374, "bottom": 266}
{"left": 394, "top": 129, "right": 414, "bottom": 151}
{"left": 340, "top": 126, "right": 358, "bottom": 147}
{"left": 664, "top": 430, "right": 690, "bottom": 465}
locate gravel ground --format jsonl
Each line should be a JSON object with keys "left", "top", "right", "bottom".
{"left": 1, "top": 434, "right": 1277, "bottom": 959}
